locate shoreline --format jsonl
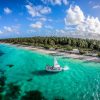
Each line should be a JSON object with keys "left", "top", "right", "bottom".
{"left": 0, "top": 42, "right": 100, "bottom": 63}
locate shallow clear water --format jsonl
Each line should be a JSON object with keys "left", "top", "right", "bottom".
{"left": 0, "top": 44, "right": 100, "bottom": 100}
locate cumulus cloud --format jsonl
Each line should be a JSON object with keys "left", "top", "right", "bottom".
{"left": 77, "top": 16, "right": 100, "bottom": 34}
{"left": 4, "top": 8, "right": 12, "bottom": 14}
{"left": 0, "top": 26, "right": 14, "bottom": 34}
{"left": 42, "top": 0, "right": 68, "bottom": 5}
{"left": 25, "top": 4, "right": 51, "bottom": 17}
{"left": 40, "top": 7, "right": 51, "bottom": 14}
{"left": 30, "top": 22, "right": 43, "bottom": 29}
{"left": 0, "top": 25, "right": 20, "bottom": 34}
{"left": 25, "top": 5, "right": 40, "bottom": 17}
{"left": 65, "top": 5, "right": 85, "bottom": 25}
{"left": 4, "top": 26, "right": 13, "bottom": 32}
{"left": 65, "top": 5, "right": 100, "bottom": 34}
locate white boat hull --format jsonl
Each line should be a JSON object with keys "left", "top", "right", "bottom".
{"left": 46, "top": 66, "right": 63, "bottom": 72}
{"left": 46, "top": 58, "right": 69, "bottom": 72}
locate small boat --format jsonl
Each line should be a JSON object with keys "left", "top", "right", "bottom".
{"left": 46, "top": 58, "right": 69, "bottom": 72}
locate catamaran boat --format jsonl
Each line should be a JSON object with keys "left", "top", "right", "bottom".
{"left": 46, "top": 58, "right": 69, "bottom": 72}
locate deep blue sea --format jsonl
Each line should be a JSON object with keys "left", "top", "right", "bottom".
{"left": 0, "top": 44, "right": 100, "bottom": 100}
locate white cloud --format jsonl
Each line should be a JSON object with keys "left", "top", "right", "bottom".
{"left": 40, "top": 7, "right": 51, "bottom": 14}
{"left": 39, "top": 17, "right": 47, "bottom": 21}
{"left": 26, "top": 17, "right": 52, "bottom": 23}
{"left": 25, "top": 5, "right": 40, "bottom": 17}
{"left": 93, "top": 5, "right": 100, "bottom": 9}
{"left": 30, "top": 22, "right": 43, "bottom": 29}
{"left": 65, "top": 5, "right": 85, "bottom": 25}
{"left": 55, "top": 29, "right": 66, "bottom": 34}
{"left": 2, "top": 25, "right": 20, "bottom": 34}
{"left": 89, "top": 1, "right": 100, "bottom": 9}
{"left": 25, "top": 4, "right": 51, "bottom": 17}
{"left": 4, "top": 8, "right": 12, "bottom": 14}
{"left": 77, "top": 16, "right": 100, "bottom": 34}
{"left": 42, "top": 0, "right": 68, "bottom": 5}
{"left": 4, "top": 26, "right": 13, "bottom": 32}
{"left": 53, "top": 0, "right": 62, "bottom": 5}
{"left": 0, "top": 24, "right": 21, "bottom": 36}
{"left": 63, "top": 0, "right": 68, "bottom": 5}
{"left": 0, "top": 30, "right": 3, "bottom": 34}
{"left": 65, "top": 5, "right": 100, "bottom": 35}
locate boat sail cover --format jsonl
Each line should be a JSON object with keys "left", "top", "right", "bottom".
{"left": 54, "top": 58, "right": 60, "bottom": 68}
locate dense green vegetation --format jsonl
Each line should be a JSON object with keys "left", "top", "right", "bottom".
{"left": 0, "top": 37, "right": 100, "bottom": 55}
{"left": 98, "top": 52, "right": 100, "bottom": 57}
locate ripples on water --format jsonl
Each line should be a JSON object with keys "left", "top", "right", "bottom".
{"left": 0, "top": 44, "right": 100, "bottom": 100}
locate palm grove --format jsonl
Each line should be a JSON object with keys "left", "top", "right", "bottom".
{"left": 0, "top": 37, "right": 100, "bottom": 56}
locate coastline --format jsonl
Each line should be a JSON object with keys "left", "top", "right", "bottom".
{"left": 0, "top": 42, "right": 100, "bottom": 63}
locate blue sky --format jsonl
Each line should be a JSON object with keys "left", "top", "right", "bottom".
{"left": 0, "top": 0, "right": 100, "bottom": 39}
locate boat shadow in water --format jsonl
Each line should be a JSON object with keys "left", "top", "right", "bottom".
{"left": 31, "top": 70, "right": 59, "bottom": 76}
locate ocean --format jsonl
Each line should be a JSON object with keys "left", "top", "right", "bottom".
{"left": 0, "top": 44, "right": 100, "bottom": 100}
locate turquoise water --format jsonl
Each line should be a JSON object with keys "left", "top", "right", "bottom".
{"left": 0, "top": 44, "right": 100, "bottom": 100}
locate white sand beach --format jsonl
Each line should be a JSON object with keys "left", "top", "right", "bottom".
{"left": 1, "top": 43, "right": 100, "bottom": 63}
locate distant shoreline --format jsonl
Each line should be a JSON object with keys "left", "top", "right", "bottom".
{"left": 0, "top": 42, "right": 100, "bottom": 63}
